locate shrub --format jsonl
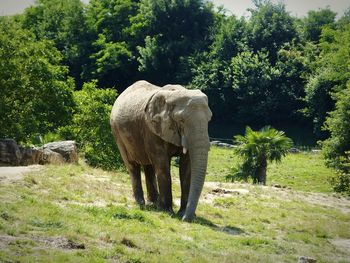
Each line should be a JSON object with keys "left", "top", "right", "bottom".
{"left": 322, "top": 85, "right": 350, "bottom": 194}
{"left": 60, "top": 81, "right": 123, "bottom": 170}
{"left": 227, "top": 126, "right": 293, "bottom": 184}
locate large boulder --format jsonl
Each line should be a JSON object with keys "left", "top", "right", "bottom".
{"left": 19, "top": 146, "right": 43, "bottom": 166}
{"left": 0, "top": 139, "right": 22, "bottom": 166}
{"left": 40, "top": 148, "right": 65, "bottom": 165}
{"left": 0, "top": 139, "right": 78, "bottom": 166}
{"left": 43, "top": 141, "right": 78, "bottom": 163}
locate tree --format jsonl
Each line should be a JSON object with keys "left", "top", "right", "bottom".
{"left": 84, "top": 0, "right": 141, "bottom": 89}
{"left": 22, "top": 0, "right": 89, "bottom": 87}
{"left": 210, "top": 15, "right": 248, "bottom": 62}
{"left": 232, "top": 126, "right": 293, "bottom": 184}
{"left": 302, "top": 8, "right": 336, "bottom": 42}
{"left": 304, "top": 25, "right": 350, "bottom": 136}
{"left": 248, "top": 1, "right": 297, "bottom": 63}
{"left": 0, "top": 17, "right": 75, "bottom": 143}
{"left": 224, "top": 51, "right": 280, "bottom": 123}
{"left": 322, "top": 85, "right": 350, "bottom": 194}
{"left": 136, "top": 0, "right": 214, "bottom": 85}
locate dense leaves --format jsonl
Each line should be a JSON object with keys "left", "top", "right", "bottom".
{"left": 59, "top": 81, "right": 123, "bottom": 170}
{"left": 322, "top": 85, "right": 350, "bottom": 194}
{"left": 0, "top": 18, "right": 75, "bottom": 143}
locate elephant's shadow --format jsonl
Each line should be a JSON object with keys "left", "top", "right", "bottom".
{"left": 142, "top": 204, "right": 244, "bottom": 236}
{"left": 190, "top": 216, "right": 245, "bottom": 236}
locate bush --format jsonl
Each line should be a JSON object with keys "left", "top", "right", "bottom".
{"left": 228, "top": 126, "right": 293, "bottom": 184}
{"left": 322, "top": 85, "right": 350, "bottom": 194}
{"left": 60, "top": 81, "right": 123, "bottom": 170}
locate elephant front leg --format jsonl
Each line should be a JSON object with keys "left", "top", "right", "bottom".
{"left": 153, "top": 160, "right": 173, "bottom": 213}
{"left": 178, "top": 153, "right": 191, "bottom": 217}
{"left": 128, "top": 163, "right": 145, "bottom": 206}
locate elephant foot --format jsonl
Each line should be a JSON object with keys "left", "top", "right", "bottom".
{"left": 181, "top": 212, "right": 197, "bottom": 222}
{"left": 147, "top": 193, "right": 159, "bottom": 204}
{"left": 157, "top": 201, "right": 174, "bottom": 214}
{"left": 177, "top": 207, "right": 186, "bottom": 218}
{"left": 135, "top": 197, "right": 145, "bottom": 207}
{"left": 182, "top": 214, "right": 194, "bottom": 222}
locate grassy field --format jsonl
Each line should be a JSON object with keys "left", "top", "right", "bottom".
{"left": 1, "top": 148, "right": 350, "bottom": 262}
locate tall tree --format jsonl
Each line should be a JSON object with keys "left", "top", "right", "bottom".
{"left": 136, "top": 0, "right": 215, "bottom": 85}
{"left": 22, "top": 0, "right": 89, "bottom": 87}
{"left": 302, "top": 8, "right": 336, "bottom": 42}
{"left": 0, "top": 18, "right": 75, "bottom": 142}
{"left": 304, "top": 25, "right": 350, "bottom": 136}
{"left": 84, "top": 0, "right": 141, "bottom": 89}
{"left": 248, "top": 1, "right": 297, "bottom": 63}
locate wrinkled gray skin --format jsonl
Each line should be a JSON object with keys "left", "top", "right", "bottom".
{"left": 110, "top": 80, "right": 212, "bottom": 222}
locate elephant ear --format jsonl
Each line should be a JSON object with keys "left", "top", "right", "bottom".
{"left": 145, "top": 91, "right": 181, "bottom": 147}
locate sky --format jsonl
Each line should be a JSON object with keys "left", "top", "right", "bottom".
{"left": 0, "top": 0, "right": 349, "bottom": 17}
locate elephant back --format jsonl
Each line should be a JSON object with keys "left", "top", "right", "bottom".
{"left": 111, "top": 80, "right": 160, "bottom": 124}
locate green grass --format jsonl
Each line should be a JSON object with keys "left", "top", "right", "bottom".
{"left": 207, "top": 147, "right": 336, "bottom": 193}
{"left": 0, "top": 150, "right": 349, "bottom": 262}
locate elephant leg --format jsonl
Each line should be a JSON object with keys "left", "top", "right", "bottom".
{"left": 178, "top": 153, "right": 191, "bottom": 217}
{"left": 143, "top": 165, "right": 159, "bottom": 204}
{"left": 153, "top": 160, "right": 173, "bottom": 213}
{"left": 128, "top": 163, "right": 145, "bottom": 206}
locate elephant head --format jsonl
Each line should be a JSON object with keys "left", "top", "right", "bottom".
{"left": 145, "top": 86, "right": 212, "bottom": 221}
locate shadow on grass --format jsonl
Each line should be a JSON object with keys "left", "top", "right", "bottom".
{"left": 194, "top": 216, "right": 245, "bottom": 236}
{"left": 141, "top": 204, "right": 245, "bottom": 236}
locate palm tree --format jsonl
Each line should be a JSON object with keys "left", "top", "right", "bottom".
{"left": 234, "top": 126, "right": 293, "bottom": 185}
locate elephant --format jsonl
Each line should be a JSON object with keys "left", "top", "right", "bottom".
{"left": 110, "top": 80, "right": 212, "bottom": 222}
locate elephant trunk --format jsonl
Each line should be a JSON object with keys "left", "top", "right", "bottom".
{"left": 182, "top": 132, "right": 209, "bottom": 222}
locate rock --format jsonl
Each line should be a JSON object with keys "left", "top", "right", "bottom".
{"left": 43, "top": 141, "right": 78, "bottom": 163}
{"left": 210, "top": 141, "right": 221, "bottom": 146}
{"left": 40, "top": 148, "right": 65, "bottom": 165}
{"left": 298, "top": 256, "right": 317, "bottom": 263}
{"left": 19, "top": 146, "right": 43, "bottom": 166}
{"left": 210, "top": 141, "right": 235, "bottom": 148}
{"left": 0, "top": 139, "right": 22, "bottom": 166}
{"left": 289, "top": 148, "right": 300, "bottom": 153}
{"left": 0, "top": 139, "right": 78, "bottom": 166}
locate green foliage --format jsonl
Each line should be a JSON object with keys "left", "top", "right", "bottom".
{"left": 302, "top": 8, "right": 336, "bottom": 42}
{"left": 322, "top": 85, "right": 350, "bottom": 194}
{"left": 225, "top": 51, "right": 280, "bottom": 123}
{"left": 59, "top": 81, "right": 122, "bottom": 170}
{"left": 229, "top": 126, "right": 293, "bottom": 184}
{"left": 210, "top": 15, "right": 248, "bottom": 61}
{"left": 304, "top": 25, "right": 350, "bottom": 136}
{"left": 136, "top": 0, "right": 215, "bottom": 85}
{"left": 22, "top": 0, "right": 89, "bottom": 86}
{"left": 0, "top": 17, "right": 75, "bottom": 143}
{"left": 84, "top": 0, "right": 140, "bottom": 88}
{"left": 248, "top": 1, "right": 297, "bottom": 63}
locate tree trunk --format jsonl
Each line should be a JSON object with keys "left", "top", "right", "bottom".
{"left": 257, "top": 158, "right": 267, "bottom": 185}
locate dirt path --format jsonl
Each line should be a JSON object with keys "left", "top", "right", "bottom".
{"left": 0, "top": 165, "right": 42, "bottom": 183}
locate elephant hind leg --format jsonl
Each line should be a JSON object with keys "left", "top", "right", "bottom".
{"left": 153, "top": 160, "right": 173, "bottom": 213}
{"left": 128, "top": 163, "right": 145, "bottom": 206}
{"left": 144, "top": 165, "right": 159, "bottom": 204}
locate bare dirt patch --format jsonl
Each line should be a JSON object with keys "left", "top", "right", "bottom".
{"left": 0, "top": 165, "right": 42, "bottom": 183}
{"left": 201, "top": 181, "right": 350, "bottom": 215}
{"left": 331, "top": 238, "right": 350, "bottom": 252}
{"left": 0, "top": 234, "right": 85, "bottom": 250}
